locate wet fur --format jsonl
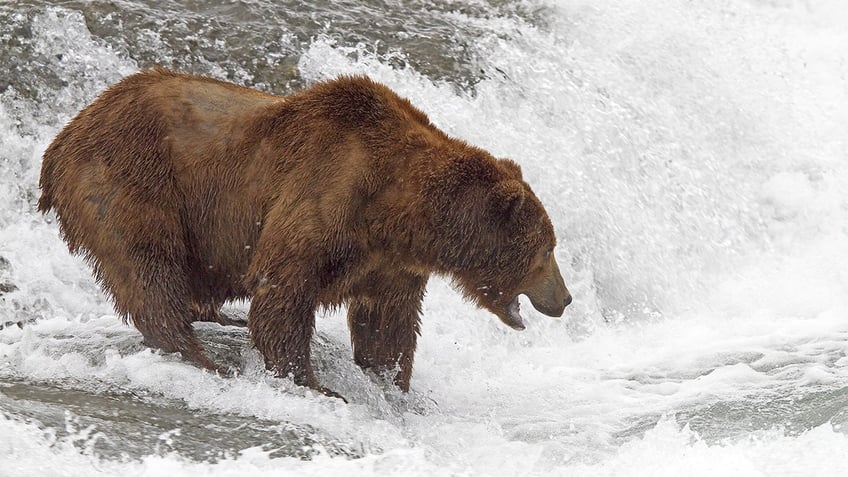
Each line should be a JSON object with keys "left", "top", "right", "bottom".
{"left": 39, "top": 68, "right": 564, "bottom": 396}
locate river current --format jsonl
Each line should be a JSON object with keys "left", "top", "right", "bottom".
{"left": 1, "top": 1, "right": 847, "bottom": 475}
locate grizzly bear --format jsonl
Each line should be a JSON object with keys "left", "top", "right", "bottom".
{"left": 38, "top": 68, "right": 571, "bottom": 399}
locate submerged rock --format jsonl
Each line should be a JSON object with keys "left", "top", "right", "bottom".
{"left": 0, "top": 255, "right": 17, "bottom": 295}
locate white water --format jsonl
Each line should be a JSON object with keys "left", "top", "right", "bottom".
{"left": 1, "top": 0, "right": 848, "bottom": 475}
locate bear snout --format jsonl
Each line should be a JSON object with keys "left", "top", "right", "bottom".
{"left": 526, "top": 293, "right": 566, "bottom": 317}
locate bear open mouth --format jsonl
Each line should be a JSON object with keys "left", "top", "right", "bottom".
{"left": 501, "top": 296, "right": 526, "bottom": 330}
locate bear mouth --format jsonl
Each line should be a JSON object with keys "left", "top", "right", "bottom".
{"left": 500, "top": 296, "right": 526, "bottom": 330}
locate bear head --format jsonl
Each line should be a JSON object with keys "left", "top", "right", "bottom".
{"left": 423, "top": 151, "right": 572, "bottom": 329}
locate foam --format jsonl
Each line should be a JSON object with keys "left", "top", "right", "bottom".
{"left": 1, "top": 0, "right": 847, "bottom": 474}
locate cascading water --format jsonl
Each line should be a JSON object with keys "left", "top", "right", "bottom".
{"left": 0, "top": 1, "right": 846, "bottom": 475}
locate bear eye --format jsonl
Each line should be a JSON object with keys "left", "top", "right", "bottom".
{"left": 541, "top": 248, "right": 553, "bottom": 259}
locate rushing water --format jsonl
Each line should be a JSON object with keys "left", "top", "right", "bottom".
{"left": 1, "top": 0, "right": 847, "bottom": 475}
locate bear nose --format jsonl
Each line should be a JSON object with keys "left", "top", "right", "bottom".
{"left": 564, "top": 294, "right": 573, "bottom": 308}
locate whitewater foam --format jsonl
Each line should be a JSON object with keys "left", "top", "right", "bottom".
{"left": 0, "top": 0, "right": 847, "bottom": 474}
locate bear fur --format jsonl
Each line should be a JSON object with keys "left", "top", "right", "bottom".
{"left": 39, "top": 68, "right": 570, "bottom": 398}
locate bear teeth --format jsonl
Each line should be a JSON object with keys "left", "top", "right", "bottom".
{"left": 504, "top": 296, "right": 525, "bottom": 330}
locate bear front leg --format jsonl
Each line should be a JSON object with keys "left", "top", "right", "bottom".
{"left": 348, "top": 273, "right": 426, "bottom": 391}
{"left": 248, "top": 284, "right": 343, "bottom": 400}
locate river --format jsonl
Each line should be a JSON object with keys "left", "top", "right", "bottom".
{"left": 1, "top": 1, "right": 847, "bottom": 475}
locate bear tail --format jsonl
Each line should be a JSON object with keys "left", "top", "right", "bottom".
{"left": 37, "top": 145, "right": 58, "bottom": 214}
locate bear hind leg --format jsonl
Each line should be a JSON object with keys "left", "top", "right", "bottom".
{"left": 134, "top": 315, "right": 223, "bottom": 372}
{"left": 88, "top": 236, "right": 224, "bottom": 374}
{"left": 191, "top": 301, "right": 248, "bottom": 327}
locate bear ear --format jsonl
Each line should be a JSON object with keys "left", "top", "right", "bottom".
{"left": 489, "top": 180, "right": 526, "bottom": 223}
{"left": 498, "top": 158, "right": 523, "bottom": 180}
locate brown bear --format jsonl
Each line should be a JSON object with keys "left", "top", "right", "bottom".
{"left": 38, "top": 68, "right": 571, "bottom": 399}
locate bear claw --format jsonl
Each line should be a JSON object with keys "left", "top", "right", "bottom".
{"left": 315, "top": 386, "right": 348, "bottom": 403}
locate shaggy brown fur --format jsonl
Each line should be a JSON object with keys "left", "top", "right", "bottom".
{"left": 39, "top": 68, "right": 571, "bottom": 398}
